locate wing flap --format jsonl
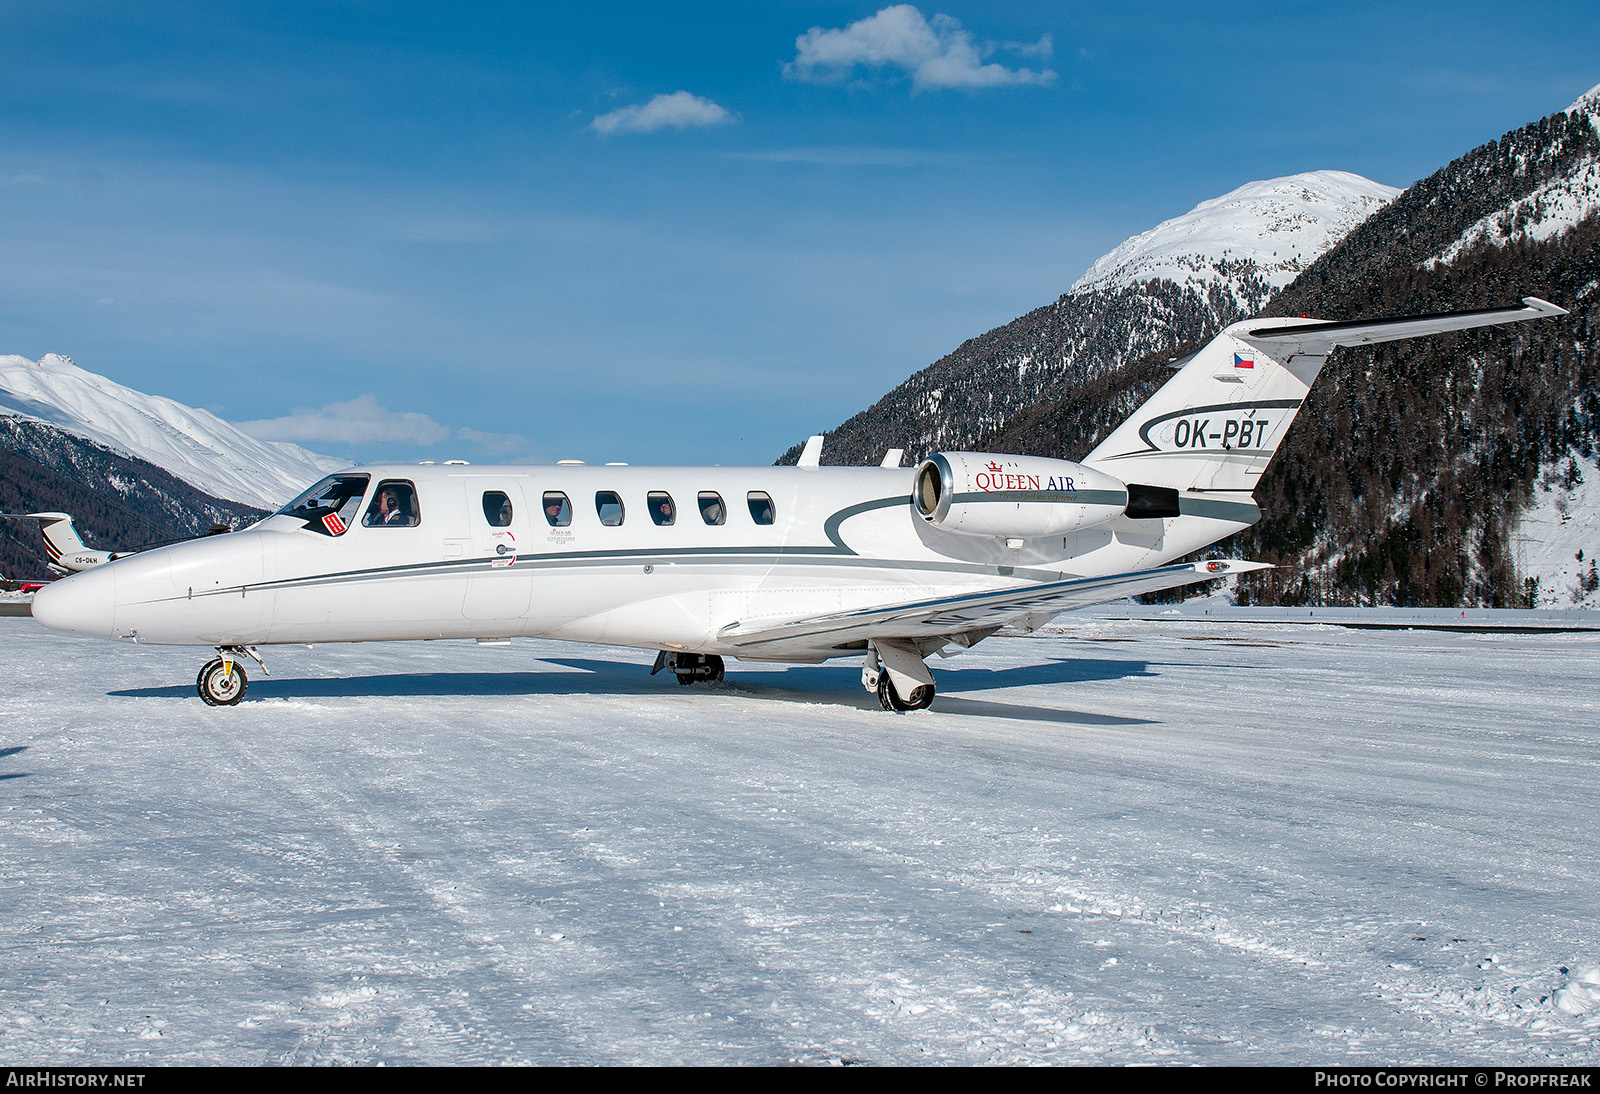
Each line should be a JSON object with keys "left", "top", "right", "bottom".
{"left": 720, "top": 559, "right": 1270, "bottom": 656}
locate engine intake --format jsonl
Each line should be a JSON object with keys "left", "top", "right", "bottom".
{"left": 913, "top": 452, "right": 1130, "bottom": 539}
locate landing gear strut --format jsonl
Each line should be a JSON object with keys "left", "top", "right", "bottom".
{"left": 862, "top": 639, "right": 936, "bottom": 712}
{"left": 650, "top": 650, "right": 725, "bottom": 686}
{"left": 196, "top": 645, "right": 269, "bottom": 706}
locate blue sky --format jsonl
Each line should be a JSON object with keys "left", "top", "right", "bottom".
{"left": 2, "top": 1, "right": 1597, "bottom": 467}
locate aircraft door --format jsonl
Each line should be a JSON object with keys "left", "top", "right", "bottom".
{"left": 461, "top": 479, "right": 534, "bottom": 623}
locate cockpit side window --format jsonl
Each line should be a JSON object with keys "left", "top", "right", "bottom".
{"left": 279, "top": 474, "right": 370, "bottom": 536}
{"left": 542, "top": 491, "right": 572, "bottom": 527}
{"left": 483, "top": 491, "right": 513, "bottom": 527}
{"left": 698, "top": 491, "right": 726, "bottom": 526}
{"left": 363, "top": 480, "right": 421, "bottom": 527}
{"left": 747, "top": 491, "right": 775, "bottom": 525}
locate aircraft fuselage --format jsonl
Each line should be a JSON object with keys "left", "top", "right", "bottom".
{"left": 31, "top": 462, "right": 1253, "bottom": 657}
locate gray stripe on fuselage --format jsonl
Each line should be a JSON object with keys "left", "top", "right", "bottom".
{"left": 949, "top": 489, "right": 1129, "bottom": 507}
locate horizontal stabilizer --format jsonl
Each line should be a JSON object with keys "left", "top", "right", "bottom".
{"left": 1235, "top": 297, "right": 1567, "bottom": 355}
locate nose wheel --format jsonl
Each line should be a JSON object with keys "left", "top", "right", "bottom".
{"left": 197, "top": 657, "right": 248, "bottom": 705}
{"left": 196, "top": 645, "right": 269, "bottom": 706}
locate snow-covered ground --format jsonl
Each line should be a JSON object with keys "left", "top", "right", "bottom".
{"left": 1, "top": 616, "right": 1597, "bottom": 1065}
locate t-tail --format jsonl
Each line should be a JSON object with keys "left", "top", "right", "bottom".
{"left": 27, "top": 512, "right": 117, "bottom": 574}
{"left": 1082, "top": 298, "right": 1568, "bottom": 502}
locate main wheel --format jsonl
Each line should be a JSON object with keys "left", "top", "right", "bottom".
{"left": 197, "top": 658, "right": 248, "bottom": 706}
{"left": 877, "top": 675, "right": 934, "bottom": 712}
{"left": 673, "top": 653, "right": 725, "bottom": 686}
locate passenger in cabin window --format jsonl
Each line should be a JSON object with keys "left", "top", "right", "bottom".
{"left": 545, "top": 496, "right": 570, "bottom": 527}
{"left": 748, "top": 492, "right": 775, "bottom": 525}
{"left": 650, "top": 493, "right": 675, "bottom": 526}
{"left": 699, "top": 495, "right": 725, "bottom": 526}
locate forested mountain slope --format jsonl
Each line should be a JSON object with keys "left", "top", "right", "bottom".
{"left": 779, "top": 172, "right": 1397, "bottom": 467}
{"left": 988, "top": 85, "right": 1600, "bottom": 607}
{"left": 0, "top": 417, "right": 263, "bottom": 582}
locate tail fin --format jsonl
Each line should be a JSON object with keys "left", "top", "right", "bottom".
{"left": 28, "top": 513, "right": 89, "bottom": 566}
{"left": 25, "top": 512, "right": 117, "bottom": 574}
{"left": 1083, "top": 297, "right": 1566, "bottom": 496}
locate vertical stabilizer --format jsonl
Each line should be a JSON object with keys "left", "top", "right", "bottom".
{"left": 1082, "top": 298, "right": 1567, "bottom": 498}
{"left": 28, "top": 513, "right": 89, "bottom": 565}
{"left": 24, "top": 512, "right": 114, "bottom": 574}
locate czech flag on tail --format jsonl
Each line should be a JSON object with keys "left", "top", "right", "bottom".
{"left": 1233, "top": 353, "right": 1254, "bottom": 370}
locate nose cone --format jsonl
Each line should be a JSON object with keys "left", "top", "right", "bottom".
{"left": 31, "top": 566, "right": 119, "bottom": 638}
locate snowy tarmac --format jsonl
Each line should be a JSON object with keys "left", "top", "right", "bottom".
{"left": 1, "top": 615, "right": 1598, "bottom": 1065}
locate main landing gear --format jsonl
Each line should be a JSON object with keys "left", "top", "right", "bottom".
{"left": 196, "top": 645, "right": 269, "bottom": 706}
{"left": 650, "top": 650, "right": 726, "bottom": 686}
{"left": 862, "top": 639, "right": 936, "bottom": 712}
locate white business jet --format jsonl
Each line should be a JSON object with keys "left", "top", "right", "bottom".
{"left": 31, "top": 298, "right": 1566, "bottom": 709}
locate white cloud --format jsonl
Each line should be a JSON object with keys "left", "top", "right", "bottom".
{"left": 785, "top": 5, "right": 1055, "bottom": 93}
{"left": 591, "top": 91, "right": 734, "bottom": 135}
{"left": 238, "top": 393, "right": 452, "bottom": 446}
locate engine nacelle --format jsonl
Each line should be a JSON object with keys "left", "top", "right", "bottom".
{"left": 913, "top": 452, "right": 1129, "bottom": 539}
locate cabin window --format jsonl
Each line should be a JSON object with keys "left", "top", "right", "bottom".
{"left": 647, "top": 491, "right": 676, "bottom": 526}
{"left": 595, "top": 490, "right": 625, "bottom": 527}
{"left": 698, "top": 491, "right": 726, "bottom": 526}
{"left": 542, "top": 491, "right": 571, "bottom": 527}
{"left": 279, "top": 474, "right": 369, "bottom": 537}
{"left": 482, "top": 491, "right": 513, "bottom": 527}
{"left": 747, "top": 491, "right": 775, "bottom": 525}
{"left": 364, "top": 480, "right": 421, "bottom": 527}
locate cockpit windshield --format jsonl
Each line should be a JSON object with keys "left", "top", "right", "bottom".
{"left": 278, "top": 474, "right": 370, "bottom": 536}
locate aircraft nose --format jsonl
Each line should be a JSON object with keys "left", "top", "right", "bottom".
{"left": 31, "top": 567, "right": 118, "bottom": 639}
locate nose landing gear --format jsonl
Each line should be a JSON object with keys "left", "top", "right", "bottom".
{"left": 196, "top": 645, "right": 269, "bottom": 706}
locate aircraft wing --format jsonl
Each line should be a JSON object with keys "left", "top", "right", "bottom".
{"left": 719, "top": 558, "right": 1270, "bottom": 658}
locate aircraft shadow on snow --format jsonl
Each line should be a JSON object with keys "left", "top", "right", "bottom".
{"left": 0, "top": 744, "right": 30, "bottom": 782}
{"left": 108, "top": 655, "right": 1164, "bottom": 726}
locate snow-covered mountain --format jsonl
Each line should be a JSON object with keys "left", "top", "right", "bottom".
{"left": 0, "top": 354, "right": 348, "bottom": 510}
{"left": 1073, "top": 171, "right": 1400, "bottom": 299}
{"left": 783, "top": 170, "right": 1399, "bottom": 466}
{"left": 1426, "top": 83, "right": 1600, "bottom": 269}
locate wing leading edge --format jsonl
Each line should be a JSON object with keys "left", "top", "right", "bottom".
{"left": 719, "top": 559, "right": 1270, "bottom": 659}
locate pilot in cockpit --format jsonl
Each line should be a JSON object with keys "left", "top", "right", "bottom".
{"left": 365, "top": 484, "right": 418, "bottom": 527}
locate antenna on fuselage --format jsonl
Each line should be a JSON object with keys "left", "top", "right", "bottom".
{"left": 797, "top": 435, "right": 824, "bottom": 469}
